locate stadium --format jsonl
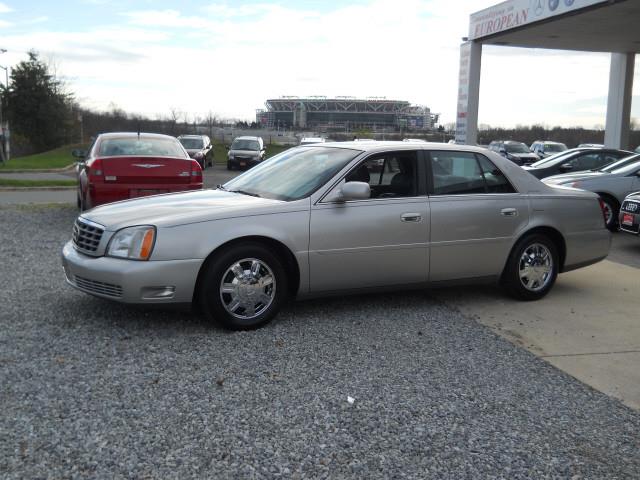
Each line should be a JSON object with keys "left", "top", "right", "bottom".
{"left": 256, "top": 97, "right": 439, "bottom": 132}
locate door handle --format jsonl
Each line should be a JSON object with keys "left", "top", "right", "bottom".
{"left": 401, "top": 213, "right": 422, "bottom": 222}
{"left": 500, "top": 208, "right": 518, "bottom": 217}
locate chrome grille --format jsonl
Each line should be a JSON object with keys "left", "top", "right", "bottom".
{"left": 74, "top": 276, "right": 123, "bottom": 298}
{"left": 72, "top": 218, "right": 104, "bottom": 253}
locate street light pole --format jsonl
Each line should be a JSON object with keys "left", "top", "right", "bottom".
{"left": 0, "top": 63, "right": 9, "bottom": 162}
{"left": 0, "top": 48, "right": 7, "bottom": 164}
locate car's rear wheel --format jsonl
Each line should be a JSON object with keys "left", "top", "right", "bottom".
{"left": 599, "top": 194, "right": 619, "bottom": 231}
{"left": 199, "top": 243, "right": 288, "bottom": 330}
{"left": 502, "top": 234, "right": 558, "bottom": 301}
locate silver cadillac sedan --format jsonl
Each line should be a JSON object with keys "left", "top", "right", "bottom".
{"left": 62, "top": 142, "right": 611, "bottom": 330}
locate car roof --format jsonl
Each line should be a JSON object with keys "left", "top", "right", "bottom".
{"left": 309, "top": 140, "right": 492, "bottom": 155}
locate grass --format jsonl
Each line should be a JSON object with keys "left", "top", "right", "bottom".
{"left": 0, "top": 144, "right": 87, "bottom": 170}
{"left": 0, "top": 178, "right": 77, "bottom": 187}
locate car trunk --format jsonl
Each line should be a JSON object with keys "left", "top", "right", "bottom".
{"left": 101, "top": 156, "right": 193, "bottom": 185}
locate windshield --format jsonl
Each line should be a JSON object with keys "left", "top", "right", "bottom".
{"left": 600, "top": 154, "right": 640, "bottom": 172}
{"left": 232, "top": 139, "right": 260, "bottom": 151}
{"left": 545, "top": 143, "right": 567, "bottom": 153}
{"left": 505, "top": 143, "right": 530, "bottom": 154}
{"left": 223, "top": 146, "right": 360, "bottom": 201}
{"left": 179, "top": 138, "right": 204, "bottom": 149}
{"left": 609, "top": 157, "right": 640, "bottom": 175}
{"left": 98, "top": 137, "right": 186, "bottom": 157}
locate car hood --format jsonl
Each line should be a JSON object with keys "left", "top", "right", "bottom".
{"left": 230, "top": 149, "right": 260, "bottom": 156}
{"left": 542, "top": 171, "right": 608, "bottom": 185}
{"left": 82, "top": 189, "right": 301, "bottom": 230}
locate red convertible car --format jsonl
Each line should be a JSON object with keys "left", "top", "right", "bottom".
{"left": 75, "top": 132, "right": 203, "bottom": 210}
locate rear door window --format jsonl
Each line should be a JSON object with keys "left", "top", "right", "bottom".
{"left": 429, "top": 151, "right": 515, "bottom": 195}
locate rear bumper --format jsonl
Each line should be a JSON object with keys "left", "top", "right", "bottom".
{"left": 562, "top": 228, "right": 611, "bottom": 272}
{"left": 89, "top": 183, "right": 202, "bottom": 208}
{"left": 62, "top": 241, "right": 202, "bottom": 304}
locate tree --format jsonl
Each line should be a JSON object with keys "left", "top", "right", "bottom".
{"left": 5, "top": 50, "right": 74, "bottom": 151}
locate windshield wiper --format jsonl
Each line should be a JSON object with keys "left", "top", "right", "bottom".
{"left": 230, "top": 189, "right": 261, "bottom": 198}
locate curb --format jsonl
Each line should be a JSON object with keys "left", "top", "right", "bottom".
{"left": 0, "top": 186, "right": 76, "bottom": 192}
{"left": 0, "top": 163, "right": 76, "bottom": 173}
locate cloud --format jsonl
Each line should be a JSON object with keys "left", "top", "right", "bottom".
{"left": 0, "top": 2, "right": 12, "bottom": 14}
{"left": 2, "top": 0, "right": 639, "bottom": 128}
{"left": 122, "top": 9, "right": 212, "bottom": 29}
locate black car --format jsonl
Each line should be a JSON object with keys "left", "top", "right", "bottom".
{"left": 619, "top": 192, "right": 640, "bottom": 236}
{"left": 178, "top": 135, "right": 214, "bottom": 169}
{"left": 488, "top": 140, "right": 539, "bottom": 166}
{"left": 522, "top": 148, "right": 632, "bottom": 179}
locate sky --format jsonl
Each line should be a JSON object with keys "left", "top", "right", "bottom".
{"left": 0, "top": 0, "right": 638, "bottom": 128}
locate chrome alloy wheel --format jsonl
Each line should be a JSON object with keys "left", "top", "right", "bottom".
{"left": 518, "top": 243, "right": 553, "bottom": 292}
{"left": 602, "top": 201, "right": 613, "bottom": 225}
{"left": 219, "top": 258, "right": 276, "bottom": 319}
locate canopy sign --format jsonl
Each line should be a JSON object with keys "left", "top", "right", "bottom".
{"left": 469, "top": 0, "right": 607, "bottom": 40}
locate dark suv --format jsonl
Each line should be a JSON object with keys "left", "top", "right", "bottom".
{"left": 488, "top": 140, "right": 539, "bottom": 166}
{"left": 178, "top": 135, "right": 214, "bottom": 169}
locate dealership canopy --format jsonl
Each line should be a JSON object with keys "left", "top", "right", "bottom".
{"left": 456, "top": 0, "right": 638, "bottom": 148}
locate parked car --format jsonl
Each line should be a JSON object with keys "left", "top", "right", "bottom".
{"left": 227, "top": 136, "right": 265, "bottom": 170}
{"left": 522, "top": 148, "right": 632, "bottom": 179}
{"left": 543, "top": 155, "right": 640, "bottom": 230}
{"left": 530, "top": 140, "right": 568, "bottom": 158}
{"left": 300, "top": 137, "right": 325, "bottom": 145}
{"left": 63, "top": 141, "right": 610, "bottom": 330}
{"left": 178, "top": 134, "right": 214, "bottom": 169}
{"left": 488, "top": 140, "right": 539, "bottom": 165}
{"left": 635, "top": 146, "right": 640, "bottom": 153}
{"left": 619, "top": 192, "right": 640, "bottom": 236}
{"left": 74, "top": 132, "right": 203, "bottom": 211}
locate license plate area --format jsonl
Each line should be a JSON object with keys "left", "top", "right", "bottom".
{"left": 130, "top": 189, "right": 168, "bottom": 198}
{"left": 622, "top": 213, "right": 634, "bottom": 226}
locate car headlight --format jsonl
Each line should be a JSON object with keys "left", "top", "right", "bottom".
{"left": 107, "top": 225, "right": 156, "bottom": 260}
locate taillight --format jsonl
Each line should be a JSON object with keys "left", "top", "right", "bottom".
{"left": 87, "top": 159, "right": 104, "bottom": 180}
{"left": 598, "top": 198, "right": 608, "bottom": 227}
{"left": 190, "top": 160, "right": 202, "bottom": 183}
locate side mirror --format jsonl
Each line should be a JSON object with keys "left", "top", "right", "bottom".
{"left": 560, "top": 163, "right": 573, "bottom": 172}
{"left": 340, "top": 181, "right": 371, "bottom": 201}
{"left": 72, "top": 149, "right": 86, "bottom": 159}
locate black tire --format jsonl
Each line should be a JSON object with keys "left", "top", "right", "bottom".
{"left": 227, "top": 161, "right": 233, "bottom": 170}
{"left": 198, "top": 243, "right": 288, "bottom": 330}
{"left": 599, "top": 194, "right": 619, "bottom": 231}
{"left": 502, "top": 234, "right": 559, "bottom": 301}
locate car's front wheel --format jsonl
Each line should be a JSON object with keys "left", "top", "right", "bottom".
{"left": 502, "top": 234, "right": 559, "bottom": 300}
{"left": 199, "top": 243, "right": 288, "bottom": 330}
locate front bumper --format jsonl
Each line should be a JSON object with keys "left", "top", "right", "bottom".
{"left": 619, "top": 200, "right": 640, "bottom": 235}
{"left": 61, "top": 241, "right": 202, "bottom": 304}
{"left": 228, "top": 157, "right": 261, "bottom": 169}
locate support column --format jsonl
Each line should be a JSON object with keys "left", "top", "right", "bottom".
{"left": 455, "top": 41, "right": 482, "bottom": 145}
{"left": 604, "top": 52, "right": 635, "bottom": 149}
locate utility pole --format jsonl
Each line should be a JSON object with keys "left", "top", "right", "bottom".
{"left": 0, "top": 48, "right": 9, "bottom": 163}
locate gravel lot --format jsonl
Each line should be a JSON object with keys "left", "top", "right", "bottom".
{"left": 1, "top": 205, "right": 639, "bottom": 479}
